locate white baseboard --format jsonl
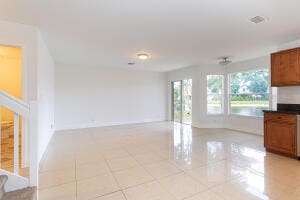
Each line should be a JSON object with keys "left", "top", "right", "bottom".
{"left": 38, "top": 130, "right": 54, "bottom": 163}
{"left": 55, "top": 118, "right": 167, "bottom": 132}
{"left": 191, "top": 122, "right": 263, "bottom": 135}
{"left": 55, "top": 119, "right": 263, "bottom": 136}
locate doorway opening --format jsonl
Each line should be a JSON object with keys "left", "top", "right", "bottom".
{"left": 172, "top": 79, "right": 192, "bottom": 124}
{"left": 0, "top": 45, "right": 24, "bottom": 174}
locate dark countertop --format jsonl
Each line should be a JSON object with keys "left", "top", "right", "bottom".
{"left": 263, "top": 110, "right": 300, "bottom": 115}
{"left": 263, "top": 104, "right": 300, "bottom": 115}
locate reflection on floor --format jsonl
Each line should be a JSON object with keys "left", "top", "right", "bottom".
{"left": 39, "top": 122, "right": 300, "bottom": 200}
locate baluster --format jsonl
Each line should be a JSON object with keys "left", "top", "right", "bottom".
{"left": 14, "top": 112, "right": 19, "bottom": 174}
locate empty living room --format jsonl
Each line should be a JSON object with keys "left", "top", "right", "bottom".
{"left": 0, "top": 0, "right": 300, "bottom": 200}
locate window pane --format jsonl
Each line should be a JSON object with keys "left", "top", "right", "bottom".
{"left": 173, "top": 81, "right": 181, "bottom": 122}
{"left": 207, "top": 75, "right": 223, "bottom": 114}
{"left": 207, "top": 75, "right": 223, "bottom": 94}
{"left": 229, "top": 69, "right": 269, "bottom": 117}
{"left": 207, "top": 94, "right": 223, "bottom": 114}
{"left": 182, "top": 79, "right": 192, "bottom": 124}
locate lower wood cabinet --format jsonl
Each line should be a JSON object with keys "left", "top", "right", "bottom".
{"left": 264, "top": 112, "right": 297, "bottom": 157}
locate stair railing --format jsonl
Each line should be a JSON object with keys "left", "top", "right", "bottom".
{"left": 0, "top": 90, "right": 38, "bottom": 186}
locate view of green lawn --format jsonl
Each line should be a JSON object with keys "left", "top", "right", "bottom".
{"left": 208, "top": 100, "right": 268, "bottom": 105}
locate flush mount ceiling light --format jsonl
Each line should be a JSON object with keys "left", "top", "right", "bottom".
{"left": 249, "top": 16, "right": 266, "bottom": 24}
{"left": 137, "top": 53, "right": 149, "bottom": 60}
{"left": 219, "top": 57, "right": 232, "bottom": 66}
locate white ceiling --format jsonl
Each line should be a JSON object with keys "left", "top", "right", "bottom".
{"left": 0, "top": 0, "right": 300, "bottom": 72}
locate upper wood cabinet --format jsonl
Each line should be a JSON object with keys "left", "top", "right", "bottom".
{"left": 271, "top": 48, "right": 300, "bottom": 86}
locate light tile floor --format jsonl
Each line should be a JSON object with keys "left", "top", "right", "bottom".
{"left": 39, "top": 122, "right": 300, "bottom": 200}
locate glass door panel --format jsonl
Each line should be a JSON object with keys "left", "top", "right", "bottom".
{"left": 182, "top": 79, "right": 192, "bottom": 124}
{"left": 172, "top": 81, "right": 181, "bottom": 123}
{"left": 172, "top": 79, "right": 192, "bottom": 124}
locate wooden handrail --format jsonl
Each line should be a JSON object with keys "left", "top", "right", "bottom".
{"left": 0, "top": 90, "right": 29, "bottom": 117}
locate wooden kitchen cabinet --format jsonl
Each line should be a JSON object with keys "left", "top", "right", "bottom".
{"left": 264, "top": 112, "right": 297, "bottom": 157}
{"left": 271, "top": 48, "right": 300, "bottom": 86}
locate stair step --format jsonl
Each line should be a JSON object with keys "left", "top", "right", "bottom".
{"left": 0, "top": 175, "right": 8, "bottom": 199}
{"left": 0, "top": 175, "right": 8, "bottom": 190}
{"left": 2, "top": 187, "right": 36, "bottom": 200}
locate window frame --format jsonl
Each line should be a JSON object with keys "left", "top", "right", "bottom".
{"left": 206, "top": 74, "right": 224, "bottom": 115}
{"left": 227, "top": 68, "right": 270, "bottom": 118}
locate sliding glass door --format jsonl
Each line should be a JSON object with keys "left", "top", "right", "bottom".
{"left": 172, "top": 79, "right": 192, "bottom": 124}
{"left": 172, "top": 81, "right": 182, "bottom": 123}
{"left": 182, "top": 79, "right": 192, "bottom": 124}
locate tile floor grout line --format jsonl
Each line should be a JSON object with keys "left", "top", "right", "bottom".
{"left": 103, "top": 156, "right": 122, "bottom": 186}
{"left": 102, "top": 151, "right": 129, "bottom": 200}
{"left": 123, "top": 130, "right": 231, "bottom": 200}
{"left": 95, "top": 130, "right": 155, "bottom": 199}
{"left": 120, "top": 190, "right": 128, "bottom": 200}
{"left": 122, "top": 145, "right": 157, "bottom": 180}
{"left": 123, "top": 145, "right": 179, "bottom": 199}
{"left": 75, "top": 159, "right": 78, "bottom": 199}
{"left": 85, "top": 189, "right": 123, "bottom": 200}
{"left": 38, "top": 122, "right": 300, "bottom": 200}
{"left": 121, "top": 179, "right": 157, "bottom": 190}
{"left": 38, "top": 180, "right": 76, "bottom": 191}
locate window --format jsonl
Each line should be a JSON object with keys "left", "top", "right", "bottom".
{"left": 207, "top": 75, "right": 224, "bottom": 115}
{"left": 229, "top": 69, "right": 269, "bottom": 117}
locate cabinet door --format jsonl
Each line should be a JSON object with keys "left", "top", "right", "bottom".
{"left": 286, "top": 49, "right": 300, "bottom": 84}
{"left": 265, "top": 120, "right": 296, "bottom": 156}
{"left": 279, "top": 51, "right": 289, "bottom": 83}
{"left": 271, "top": 53, "right": 281, "bottom": 86}
{"left": 271, "top": 48, "right": 300, "bottom": 86}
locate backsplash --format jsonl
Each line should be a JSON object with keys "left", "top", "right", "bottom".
{"left": 277, "top": 86, "right": 300, "bottom": 103}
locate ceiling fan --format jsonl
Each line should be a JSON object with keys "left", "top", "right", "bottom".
{"left": 219, "top": 57, "right": 232, "bottom": 66}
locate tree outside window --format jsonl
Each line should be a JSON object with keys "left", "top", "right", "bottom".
{"left": 207, "top": 75, "right": 224, "bottom": 115}
{"left": 229, "top": 69, "right": 269, "bottom": 117}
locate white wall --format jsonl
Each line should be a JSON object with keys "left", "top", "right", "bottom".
{"left": 0, "top": 20, "right": 38, "bottom": 170}
{"left": 36, "top": 32, "right": 55, "bottom": 162}
{"left": 167, "top": 65, "right": 225, "bottom": 128}
{"left": 167, "top": 56, "right": 271, "bottom": 135}
{"left": 55, "top": 66, "right": 167, "bottom": 130}
{"left": 0, "top": 20, "right": 55, "bottom": 163}
{"left": 0, "top": 20, "right": 38, "bottom": 102}
{"left": 0, "top": 20, "right": 55, "bottom": 188}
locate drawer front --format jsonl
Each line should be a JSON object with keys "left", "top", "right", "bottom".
{"left": 264, "top": 112, "right": 296, "bottom": 124}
